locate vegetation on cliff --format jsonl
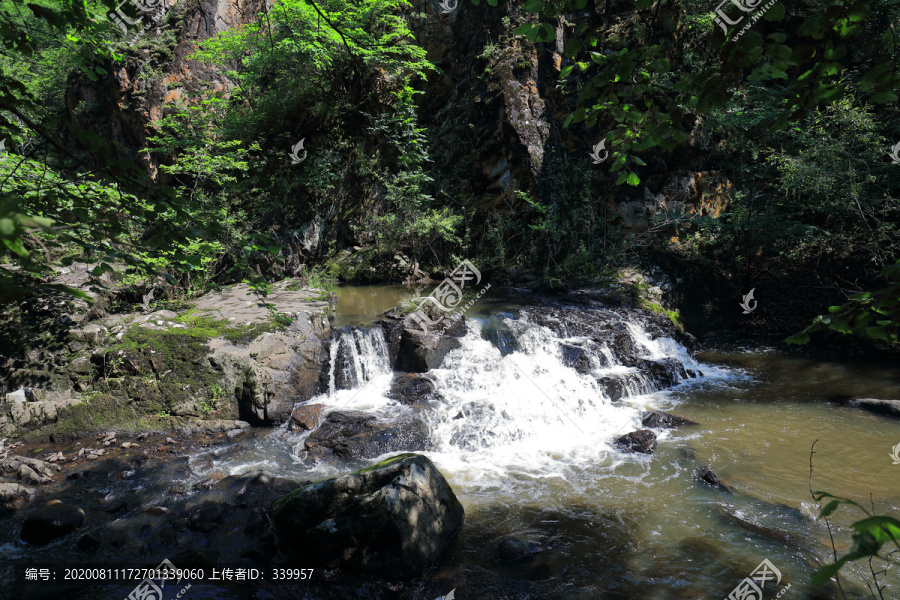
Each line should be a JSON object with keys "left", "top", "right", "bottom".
{"left": 0, "top": 0, "right": 897, "bottom": 343}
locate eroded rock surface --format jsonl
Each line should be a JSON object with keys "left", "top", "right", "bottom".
{"left": 273, "top": 453, "right": 464, "bottom": 577}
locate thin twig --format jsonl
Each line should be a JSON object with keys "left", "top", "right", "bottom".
{"left": 808, "top": 439, "right": 848, "bottom": 600}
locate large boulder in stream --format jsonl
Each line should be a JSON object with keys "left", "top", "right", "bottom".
{"left": 303, "top": 411, "right": 430, "bottom": 460}
{"left": 21, "top": 500, "right": 85, "bottom": 545}
{"left": 272, "top": 453, "right": 465, "bottom": 578}
{"left": 378, "top": 306, "right": 466, "bottom": 372}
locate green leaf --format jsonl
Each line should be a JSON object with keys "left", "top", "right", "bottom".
{"left": 871, "top": 91, "right": 898, "bottom": 103}
{"left": 626, "top": 172, "right": 640, "bottom": 186}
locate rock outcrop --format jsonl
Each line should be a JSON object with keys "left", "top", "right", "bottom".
{"left": 0, "top": 279, "right": 332, "bottom": 437}
{"left": 378, "top": 306, "right": 467, "bottom": 373}
{"left": 272, "top": 453, "right": 464, "bottom": 578}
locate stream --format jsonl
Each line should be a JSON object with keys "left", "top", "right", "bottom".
{"left": 5, "top": 285, "right": 900, "bottom": 600}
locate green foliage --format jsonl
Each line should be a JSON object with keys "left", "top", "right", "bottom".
{"left": 787, "top": 260, "right": 900, "bottom": 346}
{"left": 519, "top": 0, "right": 899, "bottom": 187}
{"left": 810, "top": 491, "right": 900, "bottom": 587}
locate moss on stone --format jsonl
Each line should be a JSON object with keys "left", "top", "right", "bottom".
{"left": 272, "top": 453, "right": 421, "bottom": 515}
{"left": 19, "top": 393, "right": 166, "bottom": 442}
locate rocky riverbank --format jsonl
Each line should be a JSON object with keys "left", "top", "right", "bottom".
{"left": 1, "top": 277, "right": 334, "bottom": 441}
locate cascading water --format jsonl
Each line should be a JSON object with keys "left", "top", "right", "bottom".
{"left": 422, "top": 311, "right": 727, "bottom": 479}
{"left": 326, "top": 326, "right": 392, "bottom": 394}
{"left": 295, "top": 307, "right": 731, "bottom": 482}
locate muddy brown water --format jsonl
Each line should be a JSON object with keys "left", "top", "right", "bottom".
{"left": 2, "top": 286, "right": 899, "bottom": 600}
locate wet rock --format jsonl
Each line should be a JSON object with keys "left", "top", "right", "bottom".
{"left": 388, "top": 374, "right": 437, "bottom": 405}
{"left": 840, "top": 397, "right": 900, "bottom": 418}
{"left": 398, "top": 324, "right": 465, "bottom": 372}
{"left": 497, "top": 537, "right": 535, "bottom": 560}
{"left": 480, "top": 315, "right": 519, "bottom": 356}
{"left": 191, "top": 504, "right": 223, "bottom": 532}
{"left": 380, "top": 305, "right": 467, "bottom": 372}
{"left": 241, "top": 531, "right": 277, "bottom": 562}
{"left": 105, "top": 499, "right": 128, "bottom": 514}
{"left": 559, "top": 343, "right": 593, "bottom": 374}
{"left": 597, "top": 376, "right": 625, "bottom": 402}
{"left": 695, "top": 466, "right": 732, "bottom": 493}
{"left": 290, "top": 403, "right": 325, "bottom": 431}
{"left": 273, "top": 453, "right": 465, "bottom": 578}
{"left": 614, "top": 430, "right": 657, "bottom": 454}
{"left": 21, "top": 500, "right": 85, "bottom": 545}
{"left": 642, "top": 411, "right": 698, "bottom": 429}
{"left": 304, "top": 411, "right": 430, "bottom": 460}
{"left": 636, "top": 358, "right": 687, "bottom": 388}
{"left": 76, "top": 531, "right": 102, "bottom": 554}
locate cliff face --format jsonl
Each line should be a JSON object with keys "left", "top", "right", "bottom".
{"left": 65, "top": 0, "right": 728, "bottom": 250}
{"left": 66, "top": 0, "right": 267, "bottom": 180}
{"left": 413, "top": 0, "right": 728, "bottom": 230}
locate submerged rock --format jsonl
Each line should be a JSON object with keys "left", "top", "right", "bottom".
{"left": 273, "top": 453, "right": 465, "bottom": 578}
{"left": 614, "top": 430, "right": 658, "bottom": 454}
{"left": 303, "top": 411, "right": 429, "bottom": 460}
{"left": 642, "top": 411, "right": 698, "bottom": 429}
{"left": 695, "top": 466, "right": 732, "bottom": 493}
{"left": 497, "top": 537, "right": 541, "bottom": 560}
{"left": 21, "top": 500, "right": 85, "bottom": 545}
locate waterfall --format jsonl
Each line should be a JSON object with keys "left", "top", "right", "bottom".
{"left": 327, "top": 327, "right": 392, "bottom": 395}
{"left": 294, "top": 307, "right": 731, "bottom": 477}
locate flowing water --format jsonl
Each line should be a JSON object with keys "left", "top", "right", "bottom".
{"left": 6, "top": 286, "right": 900, "bottom": 599}
{"left": 187, "top": 286, "right": 900, "bottom": 599}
